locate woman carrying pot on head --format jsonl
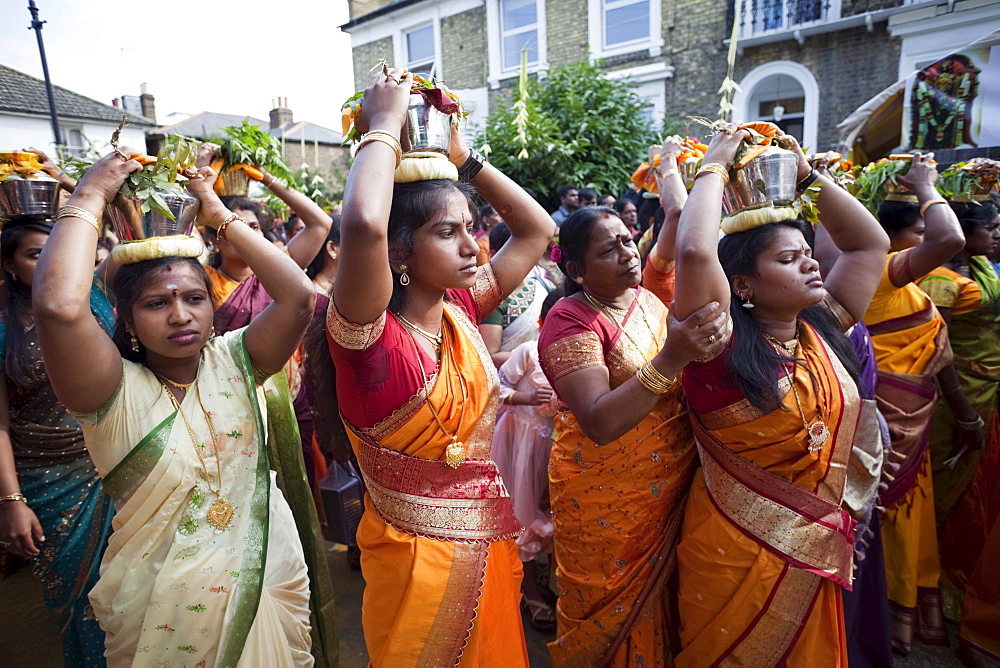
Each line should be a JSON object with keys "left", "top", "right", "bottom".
{"left": 32, "top": 150, "right": 324, "bottom": 667}
{"left": 325, "top": 67, "right": 554, "bottom": 666}
{"left": 671, "top": 124, "right": 889, "bottom": 666}
{"left": 535, "top": 147, "right": 730, "bottom": 664}
{"left": 850, "top": 154, "right": 969, "bottom": 654}
{"left": 0, "top": 215, "right": 116, "bottom": 666}
{"left": 916, "top": 172, "right": 1000, "bottom": 661}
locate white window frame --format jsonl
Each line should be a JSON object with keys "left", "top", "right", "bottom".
{"left": 486, "top": 0, "right": 548, "bottom": 89}
{"left": 587, "top": 0, "right": 662, "bottom": 60}
{"left": 399, "top": 21, "right": 441, "bottom": 78}
{"left": 736, "top": 0, "right": 842, "bottom": 40}
{"left": 603, "top": 62, "right": 675, "bottom": 129}
{"left": 733, "top": 60, "right": 819, "bottom": 151}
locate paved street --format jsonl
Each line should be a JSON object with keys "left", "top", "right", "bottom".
{"left": 0, "top": 543, "right": 963, "bottom": 667}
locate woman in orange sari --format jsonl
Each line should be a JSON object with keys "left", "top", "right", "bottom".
{"left": 854, "top": 155, "right": 971, "bottom": 653}
{"left": 672, "top": 125, "right": 889, "bottom": 666}
{"left": 325, "top": 68, "right": 554, "bottom": 666}
{"left": 537, "top": 140, "right": 730, "bottom": 667}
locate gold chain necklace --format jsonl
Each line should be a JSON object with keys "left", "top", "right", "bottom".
{"left": 763, "top": 332, "right": 830, "bottom": 451}
{"left": 159, "top": 382, "right": 235, "bottom": 529}
{"left": 402, "top": 323, "right": 469, "bottom": 468}
{"left": 156, "top": 373, "right": 194, "bottom": 391}
{"left": 583, "top": 289, "right": 663, "bottom": 356}
{"left": 395, "top": 312, "right": 444, "bottom": 351}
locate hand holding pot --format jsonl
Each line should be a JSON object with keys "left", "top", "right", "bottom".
{"left": 700, "top": 124, "right": 749, "bottom": 168}
{"left": 357, "top": 67, "right": 413, "bottom": 137}
{"left": 70, "top": 148, "right": 143, "bottom": 210}
{"left": 186, "top": 166, "right": 230, "bottom": 228}
{"left": 897, "top": 152, "right": 938, "bottom": 192}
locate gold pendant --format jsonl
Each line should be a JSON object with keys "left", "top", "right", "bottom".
{"left": 807, "top": 422, "right": 830, "bottom": 451}
{"left": 444, "top": 438, "right": 466, "bottom": 468}
{"left": 207, "top": 498, "right": 234, "bottom": 530}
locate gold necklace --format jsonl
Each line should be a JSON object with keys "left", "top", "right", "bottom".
{"left": 395, "top": 312, "right": 444, "bottom": 351}
{"left": 763, "top": 333, "right": 830, "bottom": 451}
{"left": 402, "top": 323, "right": 469, "bottom": 468}
{"left": 583, "top": 289, "right": 662, "bottom": 356}
{"left": 156, "top": 373, "right": 194, "bottom": 390}
{"left": 159, "top": 382, "right": 235, "bottom": 529}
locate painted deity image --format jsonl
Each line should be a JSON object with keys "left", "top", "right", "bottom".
{"left": 912, "top": 54, "right": 981, "bottom": 150}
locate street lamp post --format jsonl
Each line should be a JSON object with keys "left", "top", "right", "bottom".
{"left": 27, "top": 0, "right": 63, "bottom": 147}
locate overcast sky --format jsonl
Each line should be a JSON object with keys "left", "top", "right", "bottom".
{"left": 0, "top": 0, "right": 356, "bottom": 131}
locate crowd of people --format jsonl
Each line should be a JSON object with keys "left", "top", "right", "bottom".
{"left": 0, "top": 63, "right": 998, "bottom": 668}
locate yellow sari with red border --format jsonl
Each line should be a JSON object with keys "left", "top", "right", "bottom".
{"left": 327, "top": 278, "right": 527, "bottom": 668}
{"left": 676, "top": 321, "right": 863, "bottom": 667}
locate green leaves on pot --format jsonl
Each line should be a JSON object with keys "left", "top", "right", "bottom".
{"left": 851, "top": 160, "right": 911, "bottom": 216}
{"left": 221, "top": 119, "right": 292, "bottom": 181}
{"left": 119, "top": 136, "right": 200, "bottom": 219}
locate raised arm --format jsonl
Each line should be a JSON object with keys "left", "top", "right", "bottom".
{"left": 333, "top": 68, "right": 413, "bottom": 325}
{"left": 451, "top": 132, "right": 555, "bottom": 300}
{"left": 187, "top": 170, "right": 315, "bottom": 375}
{"left": 34, "top": 151, "right": 140, "bottom": 413}
{"left": 650, "top": 136, "right": 688, "bottom": 262}
{"left": 889, "top": 154, "right": 965, "bottom": 285}
{"left": 789, "top": 138, "right": 890, "bottom": 321}
{"left": 26, "top": 146, "right": 76, "bottom": 193}
{"left": 260, "top": 171, "right": 332, "bottom": 269}
{"left": 673, "top": 129, "right": 748, "bottom": 319}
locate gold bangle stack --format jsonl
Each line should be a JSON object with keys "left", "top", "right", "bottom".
{"left": 0, "top": 493, "right": 28, "bottom": 505}
{"left": 636, "top": 361, "right": 676, "bottom": 395}
{"left": 695, "top": 162, "right": 730, "bottom": 185}
{"left": 216, "top": 213, "right": 243, "bottom": 242}
{"left": 919, "top": 197, "right": 949, "bottom": 217}
{"left": 56, "top": 205, "right": 101, "bottom": 233}
{"left": 352, "top": 130, "right": 402, "bottom": 168}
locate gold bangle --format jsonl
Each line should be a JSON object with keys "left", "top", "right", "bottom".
{"left": 919, "top": 197, "right": 949, "bottom": 218}
{"left": 0, "top": 493, "right": 27, "bottom": 505}
{"left": 695, "top": 163, "right": 730, "bottom": 185}
{"left": 216, "top": 213, "right": 243, "bottom": 242}
{"left": 262, "top": 174, "right": 286, "bottom": 189}
{"left": 658, "top": 168, "right": 680, "bottom": 179}
{"left": 635, "top": 361, "right": 676, "bottom": 395}
{"left": 57, "top": 205, "right": 101, "bottom": 233}
{"left": 352, "top": 130, "right": 402, "bottom": 168}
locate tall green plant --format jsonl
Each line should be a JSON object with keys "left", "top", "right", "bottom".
{"left": 475, "top": 58, "right": 664, "bottom": 208}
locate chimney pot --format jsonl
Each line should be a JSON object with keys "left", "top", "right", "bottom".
{"left": 139, "top": 85, "right": 157, "bottom": 124}
{"left": 269, "top": 99, "right": 293, "bottom": 130}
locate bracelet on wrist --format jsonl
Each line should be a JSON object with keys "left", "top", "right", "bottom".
{"left": 0, "top": 493, "right": 28, "bottom": 505}
{"left": 352, "top": 130, "right": 402, "bottom": 168}
{"left": 216, "top": 213, "right": 243, "bottom": 242}
{"left": 919, "top": 197, "right": 948, "bottom": 218}
{"left": 796, "top": 169, "right": 820, "bottom": 191}
{"left": 635, "top": 361, "right": 677, "bottom": 395}
{"left": 956, "top": 414, "right": 984, "bottom": 431}
{"left": 56, "top": 205, "right": 101, "bottom": 233}
{"left": 695, "top": 163, "right": 729, "bottom": 185}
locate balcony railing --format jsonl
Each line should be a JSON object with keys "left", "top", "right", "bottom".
{"left": 734, "top": 0, "right": 927, "bottom": 38}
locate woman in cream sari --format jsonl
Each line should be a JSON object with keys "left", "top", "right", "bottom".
{"left": 672, "top": 125, "right": 889, "bottom": 666}
{"left": 33, "top": 150, "right": 319, "bottom": 666}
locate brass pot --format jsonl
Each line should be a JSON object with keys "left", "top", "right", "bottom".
{"left": 109, "top": 190, "right": 200, "bottom": 241}
{"left": 0, "top": 174, "right": 61, "bottom": 219}
{"left": 722, "top": 146, "right": 799, "bottom": 217}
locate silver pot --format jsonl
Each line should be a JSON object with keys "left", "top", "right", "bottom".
{"left": 403, "top": 93, "right": 452, "bottom": 154}
{"left": 220, "top": 168, "right": 251, "bottom": 197}
{"left": 109, "top": 189, "right": 200, "bottom": 241}
{"left": 679, "top": 157, "right": 700, "bottom": 188}
{"left": 722, "top": 146, "right": 799, "bottom": 216}
{"left": 0, "top": 174, "right": 61, "bottom": 219}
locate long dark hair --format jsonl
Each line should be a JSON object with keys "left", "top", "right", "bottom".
{"left": 718, "top": 220, "right": 862, "bottom": 412}
{"left": 554, "top": 206, "right": 618, "bottom": 295}
{"left": 1, "top": 221, "right": 51, "bottom": 386}
{"left": 306, "top": 215, "right": 341, "bottom": 280}
{"left": 386, "top": 179, "right": 479, "bottom": 312}
{"left": 950, "top": 199, "right": 999, "bottom": 237}
{"left": 877, "top": 200, "right": 920, "bottom": 235}
{"left": 111, "top": 257, "right": 212, "bottom": 363}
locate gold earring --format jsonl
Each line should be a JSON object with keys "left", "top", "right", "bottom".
{"left": 741, "top": 293, "right": 754, "bottom": 309}
{"left": 399, "top": 265, "right": 410, "bottom": 286}
{"left": 129, "top": 332, "right": 140, "bottom": 352}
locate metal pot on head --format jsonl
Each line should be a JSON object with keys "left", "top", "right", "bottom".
{"left": 108, "top": 189, "right": 200, "bottom": 241}
{"left": 403, "top": 93, "right": 452, "bottom": 155}
{"left": 0, "top": 173, "right": 61, "bottom": 220}
{"left": 722, "top": 146, "right": 799, "bottom": 217}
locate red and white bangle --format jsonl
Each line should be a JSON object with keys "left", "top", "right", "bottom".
{"left": 216, "top": 213, "right": 243, "bottom": 242}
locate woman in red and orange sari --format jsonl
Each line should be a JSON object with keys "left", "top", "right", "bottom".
{"left": 537, "top": 138, "right": 730, "bottom": 667}
{"left": 672, "top": 125, "right": 889, "bottom": 666}
{"left": 855, "top": 155, "right": 972, "bottom": 654}
{"left": 325, "top": 68, "right": 555, "bottom": 666}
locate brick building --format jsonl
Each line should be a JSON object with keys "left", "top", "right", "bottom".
{"left": 342, "top": 0, "right": 1000, "bottom": 152}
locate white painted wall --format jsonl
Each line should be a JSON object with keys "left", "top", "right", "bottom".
{"left": 0, "top": 112, "right": 148, "bottom": 156}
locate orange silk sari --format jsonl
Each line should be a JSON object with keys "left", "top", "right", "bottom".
{"left": 539, "top": 289, "right": 697, "bottom": 667}
{"left": 339, "top": 302, "right": 527, "bottom": 667}
{"left": 677, "top": 323, "right": 861, "bottom": 667}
